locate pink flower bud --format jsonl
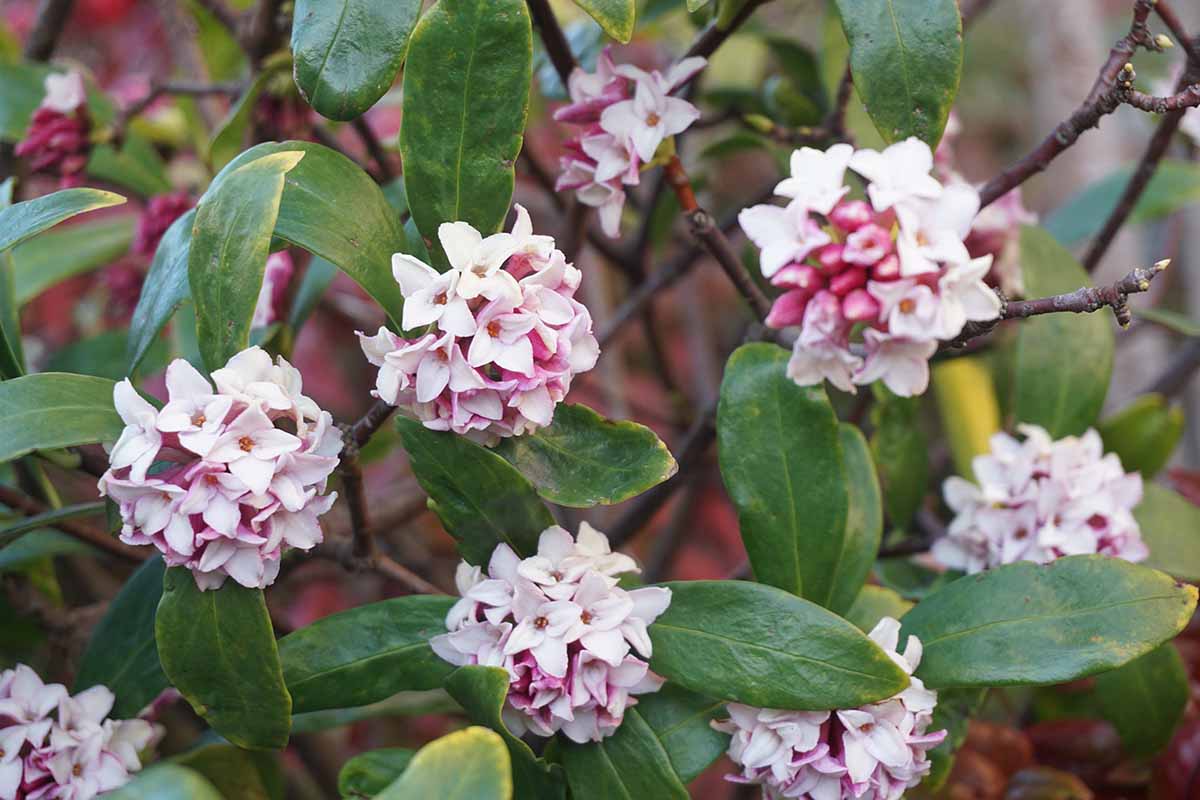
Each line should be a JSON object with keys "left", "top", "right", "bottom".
{"left": 133, "top": 191, "right": 193, "bottom": 258}
{"left": 815, "top": 243, "right": 846, "bottom": 273}
{"left": 770, "top": 263, "right": 823, "bottom": 291}
{"left": 765, "top": 289, "right": 810, "bottom": 329}
{"left": 872, "top": 253, "right": 901, "bottom": 281}
{"left": 842, "top": 288, "right": 880, "bottom": 322}
{"left": 828, "top": 199, "right": 874, "bottom": 232}
{"left": 829, "top": 267, "right": 867, "bottom": 296}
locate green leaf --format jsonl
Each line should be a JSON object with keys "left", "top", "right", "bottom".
{"left": 291, "top": 689, "right": 459, "bottom": 733}
{"left": 1044, "top": 160, "right": 1200, "bottom": 246}
{"left": 830, "top": 424, "right": 884, "bottom": 615}
{"left": 572, "top": 0, "right": 636, "bottom": 43}
{"left": 400, "top": 0, "right": 532, "bottom": 259}
{"left": 443, "top": 666, "right": 565, "bottom": 799}
{"left": 0, "top": 531, "right": 93, "bottom": 572}
{"left": 75, "top": 558, "right": 168, "bottom": 718}
{"left": 127, "top": 209, "right": 194, "bottom": 372}
{"left": 156, "top": 567, "right": 292, "bottom": 749}
{"left": 832, "top": 0, "right": 962, "bottom": 146}
{"left": 1138, "top": 307, "right": 1200, "bottom": 337}
{"left": 208, "top": 68, "right": 279, "bottom": 173}
{"left": 398, "top": 417, "right": 554, "bottom": 565}
{"left": 1012, "top": 225, "right": 1114, "bottom": 437}
{"left": 869, "top": 386, "right": 928, "bottom": 529}
{"left": 494, "top": 404, "right": 677, "bottom": 508}
{"left": 278, "top": 595, "right": 456, "bottom": 713}
{"left": 1098, "top": 394, "right": 1183, "bottom": 479}
{"left": 0, "top": 503, "right": 102, "bottom": 550}
{"left": 899, "top": 555, "right": 1198, "bottom": 688}
{"left": 846, "top": 585, "right": 913, "bottom": 633}
{"left": 104, "top": 764, "right": 223, "bottom": 800}
{"left": 190, "top": 150, "right": 304, "bottom": 371}
{"left": 686, "top": 0, "right": 711, "bottom": 11}
{"left": 174, "top": 744, "right": 283, "bottom": 800}
{"left": 0, "top": 61, "right": 52, "bottom": 141}
{"left": 378, "top": 727, "right": 512, "bottom": 800}
{"left": 87, "top": 134, "right": 172, "bottom": 197}
{"left": 0, "top": 373, "right": 122, "bottom": 464}
{"left": 1095, "top": 643, "right": 1188, "bottom": 757}
{"left": 649, "top": 580, "right": 909, "bottom": 709}
{"left": 339, "top": 748, "right": 415, "bottom": 799}
{"left": 291, "top": 0, "right": 421, "bottom": 120}
{"left": 1136, "top": 483, "right": 1200, "bottom": 583}
{"left": 288, "top": 255, "right": 337, "bottom": 331}
{"left": 13, "top": 214, "right": 136, "bottom": 305}
{"left": 561, "top": 709, "right": 689, "bottom": 800}
{"left": 0, "top": 179, "right": 23, "bottom": 378}
{"left": 47, "top": 329, "right": 168, "bottom": 382}
{"left": 633, "top": 684, "right": 729, "bottom": 784}
{"left": 874, "top": 558, "right": 962, "bottom": 601}
{"left": 924, "top": 688, "right": 987, "bottom": 790}
{"left": 0, "top": 187, "right": 126, "bottom": 252}
{"left": 717, "top": 343, "right": 848, "bottom": 602}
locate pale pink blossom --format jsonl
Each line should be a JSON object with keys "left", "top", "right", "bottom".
{"left": 856, "top": 330, "right": 938, "bottom": 397}
{"left": 773, "top": 143, "right": 854, "bottom": 216}
{"left": 738, "top": 201, "right": 832, "bottom": 279}
{"left": 935, "top": 255, "right": 1003, "bottom": 339}
{"left": 848, "top": 138, "right": 944, "bottom": 216}
{"left": 41, "top": 72, "right": 86, "bottom": 114}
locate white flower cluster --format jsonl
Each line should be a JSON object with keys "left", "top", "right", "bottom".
{"left": 933, "top": 424, "right": 1148, "bottom": 573}
{"left": 431, "top": 524, "right": 671, "bottom": 743}
{"left": 0, "top": 665, "right": 158, "bottom": 800}
{"left": 99, "top": 348, "right": 341, "bottom": 590}
{"left": 713, "top": 618, "right": 945, "bottom": 800}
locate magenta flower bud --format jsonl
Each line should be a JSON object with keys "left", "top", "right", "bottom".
{"left": 828, "top": 199, "right": 874, "bottom": 232}
{"left": 842, "top": 288, "right": 881, "bottom": 322}
{"left": 872, "top": 253, "right": 901, "bottom": 281}
{"left": 815, "top": 243, "right": 846, "bottom": 273}
{"left": 769, "top": 263, "right": 824, "bottom": 291}
{"left": 765, "top": 289, "right": 810, "bottom": 329}
{"left": 133, "top": 191, "right": 194, "bottom": 258}
{"left": 15, "top": 107, "right": 91, "bottom": 188}
{"left": 829, "top": 267, "right": 867, "bottom": 296}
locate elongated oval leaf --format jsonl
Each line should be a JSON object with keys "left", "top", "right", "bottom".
{"left": 649, "top": 580, "right": 909, "bottom": 709}
{"left": 278, "top": 595, "right": 455, "bottom": 713}
{"left": 208, "top": 68, "right": 278, "bottom": 173}
{"left": 717, "top": 343, "right": 848, "bottom": 601}
{"left": 1012, "top": 225, "right": 1114, "bottom": 437}
{"left": 105, "top": 764, "right": 223, "bottom": 800}
{"left": 1095, "top": 643, "right": 1188, "bottom": 758}
{"left": 630, "top": 684, "right": 729, "bottom": 784}
{"left": 494, "top": 404, "right": 677, "bottom": 507}
{"left": 900, "top": 555, "right": 1198, "bottom": 688}
{"left": 126, "top": 210, "right": 195, "bottom": 372}
{"left": 572, "top": 0, "right": 635, "bottom": 43}
{"left": 0, "top": 179, "right": 23, "bottom": 379}
{"left": 75, "top": 557, "right": 168, "bottom": 718}
{"left": 833, "top": 0, "right": 962, "bottom": 146}
{"left": 869, "top": 386, "right": 928, "bottom": 529}
{"left": 174, "top": 744, "right": 282, "bottom": 800}
{"left": 190, "top": 150, "right": 304, "bottom": 371}
{"left": 398, "top": 417, "right": 554, "bottom": 564}
{"left": 339, "top": 748, "right": 415, "bottom": 800}
{"left": 379, "top": 727, "right": 511, "bottom": 800}
{"left": 1136, "top": 483, "right": 1200, "bottom": 583}
{"left": 0, "top": 187, "right": 126, "bottom": 252}
{"left": 401, "top": 0, "right": 532, "bottom": 257}
{"left": 292, "top": 0, "right": 421, "bottom": 120}
{"left": 561, "top": 709, "right": 689, "bottom": 800}
{"left": 0, "top": 373, "right": 122, "bottom": 463}
{"left": 155, "top": 568, "right": 292, "bottom": 749}
{"left": 846, "top": 585, "right": 913, "bottom": 634}
{"left": 1098, "top": 394, "right": 1183, "bottom": 479}
{"left": 828, "top": 424, "right": 883, "bottom": 614}
{"left": 14, "top": 214, "right": 136, "bottom": 305}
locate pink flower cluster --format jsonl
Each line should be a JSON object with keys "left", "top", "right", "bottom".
{"left": 713, "top": 618, "right": 946, "bottom": 800}
{"left": 99, "top": 347, "right": 341, "bottom": 590}
{"left": 933, "top": 424, "right": 1147, "bottom": 574}
{"left": 0, "top": 665, "right": 158, "bottom": 800}
{"left": 554, "top": 49, "right": 706, "bottom": 237}
{"left": 740, "top": 139, "right": 1003, "bottom": 397}
{"left": 131, "top": 191, "right": 193, "bottom": 258}
{"left": 358, "top": 205, "right": 599, "bottom": 445}
{"left": 15, "top": 72, "right": 91, "bottom": 188}
{"left": 431, "top": 524, "right": 671, "bottom": 743}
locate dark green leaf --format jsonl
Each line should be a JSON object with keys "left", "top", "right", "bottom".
{"left": 0, "top": 61, "right": 52, "bottom": 141}
{"left": 288, "top": 256, "right": 337, "bottom": 331}
{"left": 561, "top": 709, "right": 689, "bottom": 800}
{"left": 765, "top": 37, "right": 828, "bottom": 113}
{"left": 0, "top": 187, "right": 126, "bottom": 252}
{"left": 1138, "top": 307, "right": 1200, "bottom": 337}
{"left": 833, "top": 0, "right": 962, "bottom": 145}
{"left": 398, "top": 417, "right": 554, "bottom": 564}
{"left": 846, "top": 585, "right": 913, "bottom": 633}
{"left": 47, "top": 329, "right": 168, "bottom": 382}
{"left": 339, "top": 748, "right": 415, "bottom": 799}
{"left": 190, "top": 150, "right": 303, "bottom": 371}
{"left": 104, "top": 764, "right": 223, "bottom": 800}
{"left": 649, "top": 580, "right": 909, "bottom": 709}
{"left": 1012, "top": 225, "right": 1114, "bottom": 437}
{"left": 874, "top": 558, "right": 963, "bottom": 601}
{"left": 127, "top": 209, "right": 194, "bottom": 372}
{"left": 1098, "top": 394, "right": 1183, "bottom": 479}
{"left": 0, "top": 530, "right": 93, "bottom": 572}
{"left": 572, "top": 0, "right": 636, "bottom": 43}
{"left": 633, "top": 684, "right": 729, "bottom": 784}
{"left": 279, "top": 595, "right": 456, "bottom": 713}
{"left": 1136, "top": 483, "right": 1200, "bottom": 583}
{"left": 717, "top": 343, "right": 848, "bottom": 602}
{"left": 174, "top": 744, "right": 282, "bottom": 800}
{"left": 208, "top": 68, "right": 280, "bottom": 173}
{"left": 494, "top": 404, "right": 677, "bottom": 508}
{"left": 75, "top": 558, "right": 168, "bottom": 718}
{"left": 900, "top": 555, "right": 1198, "bottom": 688}
{"left": 1095, "top": 643, "right": 1188, "bottom": 757}
{"left": 830, "top": 424, "right": 883, "bottom": 614}
{"left": 925, "top": 688, "right": 987, "bottom": 790}
{"left": 0, "top": 373, "right": 122, "bottom": 464}
{"left": 0, "top": 502, "right": 103, "bottom": 549}
{"left": 870, "top": 386, "right": 928, "bottom": 528}
{"left": 1044, "top": 160, "right": 1200, "bottom": 245}
{"left": 13, "top": 214, "right": 136, "bottom": 304}
{"left": 378, "top": 727, "right": 512, "bottom": 800}
{"left": 291, "top": 689, "right": 459, "bottom": 733}
{"left": 0, "top": 179, "right": 23, "bottom": 378}
{"left": 156, "top": 567, "right": 292, "bottom": 749}
{"left": 401, "top": 0, "right": 532, "bottom": 259}
{"left": 292, "top": 0, "right": 420, "bottom": 120}
{"left": 87, "top": 134, "right": 172, "bottom": 197}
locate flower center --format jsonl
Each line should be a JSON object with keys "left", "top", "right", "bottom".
{"left": 434, "top": 292, "right": 448, "bottom": 306}
{"left": 550, "top": 569, "right": 563, "bottom": 581}
{"left": 191, "top": 413, "right": 206, "bottom": 426}
{"left": 73, "top": 764, "right": 83, "bottom": 777}
{"left": 238, "top": 436, "right": 255, "bottom": 452}
{"left": 916, "top": 232, "right": 929, "bottom": 246}
{"left": 487, "top": 321, "right": 502, "bottom": 337}
{"left": 898, "top": 298, "right": 916, "bottom": 314}
{"left": 435, "top": 348, "right": 449, "bottom": 362}
{"left": 860, "top": 722, "right": 875, "bottom": 734}
{"left": 1014, "top": 528, "right": 1028, "bottom": 540}
{"left": 645, "top": 111, "right": 661, "bottom": 126}
{"left": 581, "top": 610, "right": 593, "bottom": 625}
{"left": 205, "top": 474, "right": 219, "bottom": 486}
{"left": 534, "top": 616, "right": 549, "bottom": 630}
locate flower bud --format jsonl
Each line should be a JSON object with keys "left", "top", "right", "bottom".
{"left": 842, "top": 288, "right": 881, "bottom": 322}
{"left": 828, "top": 199, "right": 874, "bottom": 232}
{"left": 828, "top": 266, "right": 868, "bottom": 296}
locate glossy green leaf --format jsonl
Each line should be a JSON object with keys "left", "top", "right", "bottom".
{"left": 0, "top": 373, "right": 122, "bottom": 464}
{"left": 874, "top": 558, "right": 962, "bottom": 601}
{"left": 1095, "top": 643, "right": 1188, "bottom": 757}
{"left": 833, "top": 0, "right": 962, "bottom": 146}
{"left": 291, "top": 689, "right": 459, "bottom": 734}
{"left": 279, "top": 594, "right": 456, "bottom": 713}
{"left": 105, "top": 764, "right": 223, "bottom": 800}
{"left": 1098, "top": 394, "right": 1183, "bottom": 479}
{"left": 292, "top": 0, "right": 420, "bottom": 120}
{"left": 1045, "top": 160, "right": 1200, "bottom": 245}
{"left": 156, "top": 567, "right": 292, "bottom": 749}
{"left": 900, "top": 555, "right": 1198, "bottom": 688}
{"left": 1136, "top": 483, "right": 1200, "bottom": 583}
{"left": 87, "top": 134, "right": 172, "bottom": 197}
{"left": 13, "top": 214, "right": 135, "bottom": 304}
{"left": 633, "top": 684, "right": 729, "bottom": 784}
{"left": 47, "top": 329, "right": 168, "bottom": 382}
{"left": 378, "top": 727, "right": 512, "bottom": 800}
{"left": 649, "top": 580, "right": 909, "bottom": 709}
{"left": 75, "top": 558, "right": 168, "bottom": 718}
{"left": 717, "top": 343, "right": 848, "bottom": 602}
{"left": 401, "top": 0, "right": 532, "bottom": 260}
{"left": 572, "top": 0, "right": 636, "bottom": 43}
{"left": 830, "top": 424, "right": 884, "bottom": 614}
{"left": 869, "top": 386, "right": 928, "bottom": 529}
{"left": 174, "top": 744, "right": 282, "bottom": 800}
{"left": 561, "top": 709, "right": 689, "bottom": 800}
{"left": 685, "top": 0, "right": 711, "bottom": 11}
{"left": 1012, "top": 225, "right": 1114, "bottom": 437}
{"left": 190, "top": 150, "right": 303, "bottom": 371}
{"left": 339, "top": 748, "right": 415, "bottom": 799}
{"left": 494, "top": 404, "right": 677, "bottom": 508}
{"left": 0, "top": 179, "right": 23, "bottom": 378}
{"left": 846, "top": 585, "right": 913, "bottom": 633}
{"left": 208, "top": 68, "right": 278, "bottom": 173}
{"left": 0, "top": 187, "right": 126, "bottom": 253}
{"left": 398, "top": 417, "right": 554, "bottom": 564}
{"left": 0, "top": 61, "right": 53, "bottom": 141}
{"left": 443, "top": 666, "right": 566, "bottom": 799}
{"left": 126, "top": 209, "right": 194, "bottom": 372}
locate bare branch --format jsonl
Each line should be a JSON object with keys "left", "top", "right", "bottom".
{"left": 684, "top": 0, "right": 773, "bottom": 62}
{"left": 526, "top": 0, "right": 576, "bottom": 88}
{"left": 23, "top": 0, "right": 75, "bottom": 61}
{"left": 351, "top": 118, "right": 398, "bottom": 183}
{"left": 0, "top": 485, "right": 145, "bottom": 563}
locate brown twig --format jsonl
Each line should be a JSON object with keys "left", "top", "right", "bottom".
{"left": 825, "top": 64, "right": 854, "bottom": 142}
{"left": 23, "top": 0, "right": 74, "bottom": 61}
{"left": 350, "top": 118, "right": 398, "bottom": 183}
{"left": 684, "top": 0, "right": 773, "bottom": 62}
{"left": 312, "top": 538, "right": 440, "bottom": 595}
{"left": 349, "top": 399, "right": 397, "bottom": 448}
{"left": 114, "top": 80, "right": 243, "bottom": 141}
{"left": 526, "top": 0, "right": 576, "bottom": 88}
{"left": 0, "top": 485, "right": 145, "bottom": 563}
{"left": 1154, "top": 1, "right": 1200, "bottom": 63}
